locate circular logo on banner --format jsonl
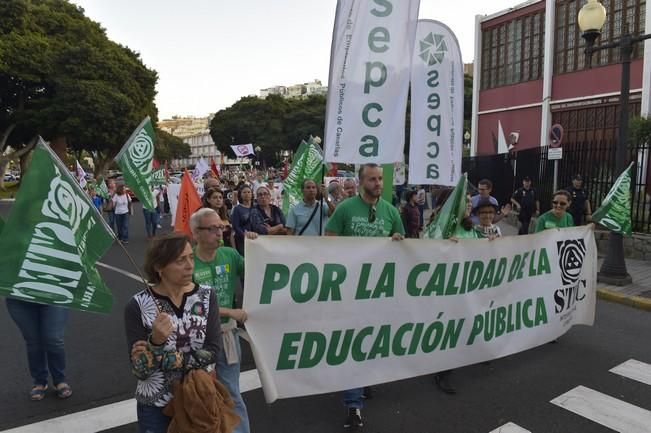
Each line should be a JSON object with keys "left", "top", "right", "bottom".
{"left": 550, "top": 124, "right": 564, "bottom": 148}
{"left": 237, "top": 145, "right": 250, "bottom": 156}
{"left": 557, "top": 239, "right": 586, "bottom": 285}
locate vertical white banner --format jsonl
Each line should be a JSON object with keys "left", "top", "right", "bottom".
{"left": 324, "top": 0, "right": 420, "bottom": 164}
{"left": 409, "top": 20, "right": 463, "bottom": 186}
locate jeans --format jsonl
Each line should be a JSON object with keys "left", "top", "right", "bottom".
{"left": 217, "top": 330, "right": 250, "bottom": 433}
{"left": 137, "top": 404, "right": 171, "bottom": 433}
{"left": 115, "top": 213, "right": 129, "bottom": 242}
{"left": 343, "top": 387, "right": 364, "bottom": 409}
{"left": 6, "top": 298, "right": 69, "bottom": 386}
{"left": 417, "top": 204, "right": 425, "bottom": 228}
{"left": 107, "top": 210, "right": 116, "bottom": 232}
{"left": 142, "top": 209, "right": 159, "bottom": 237}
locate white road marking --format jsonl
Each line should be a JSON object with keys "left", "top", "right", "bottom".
{"left": 96, "top": 261, "right": 145, "bottom": 283}
{"left": 551, "top": 385, "right": 651, "bottom": 433}
{"left": 489, "top": 422, "right": 532, "bottom": 432}
{"left": 610, "top": 359, "right": 651, "bottom": 386}
{"left": 1, "top": 369, "right": 262, "bottom": 433}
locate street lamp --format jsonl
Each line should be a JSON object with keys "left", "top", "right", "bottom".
{"left": 578, "top": 0, "right": 651, "bottom": 285}
{"left": 254, "top": 145, "right": 263, "bottom": 169}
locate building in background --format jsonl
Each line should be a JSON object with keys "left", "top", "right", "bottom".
{"left": 158, "top": 116, "right": 212, "bottom": 139}
{"left": 259, "top": 79, "right": 327, "bottom": 99}
{"left": 471, "top": 0, "right": 650, "bottom": 156}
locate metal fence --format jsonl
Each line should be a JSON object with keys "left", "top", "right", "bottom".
{"left": 462, "top": 139, "right": 651, "bottom": 233}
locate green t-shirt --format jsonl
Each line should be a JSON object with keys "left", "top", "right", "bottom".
{"left": 534, "top": 210, "right": 574, "bottom": 233}
{"left": 453, "top": 226, "right": 479, "bottom": 239}
{"left": 193, "top": 246, "right": 244, "bottom": 323}
{"left": 326, "top": 195, "right": 405, "bottom": 237}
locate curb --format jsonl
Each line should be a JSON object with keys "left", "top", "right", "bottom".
{"left": 597, "top": 288, "right": 651, "bottom": 312}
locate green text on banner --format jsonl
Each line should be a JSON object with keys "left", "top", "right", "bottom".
{"left": 244, "top": 227, "right": 597, "bottom": 402}
{"left": 324, "top": 0, "right": 420, "bottom": 164}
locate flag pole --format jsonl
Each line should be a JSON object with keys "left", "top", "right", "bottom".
{"left": 318, "top": 163, "right": 326, "bottom": 236}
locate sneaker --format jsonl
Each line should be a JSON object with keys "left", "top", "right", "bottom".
{"left": 344, "top": 408, "right": 363, "bottom": 428}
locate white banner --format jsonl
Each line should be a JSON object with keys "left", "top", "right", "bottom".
{"left": 193, "top": 157, "right": 210, "bottom": 179}
{"left": 324, "top": 0, "right": 420, "bottom": 164}
{"left": 230, "top": 144, "right": 254, "bottom": 157}
{"left": 409, "top": 20, "right": 463, "bottom": 186}
{"left": 244, "top": 226, "right": 597, "bottom": 402}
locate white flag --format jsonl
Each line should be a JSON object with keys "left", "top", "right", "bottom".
{"left": 230, "top": 144, "right": 255, "bottom": 157}
{"left": 76, "top": 160, "right": 87, "bottom": 188}
{"left": 192, "top": 157, "right": 210, "bottom": 180}
{"left": 324, "top": 0, "right": 420, "bottom": 164}
{"left": 409, "top": 20, "right": 463, "bottom": 186}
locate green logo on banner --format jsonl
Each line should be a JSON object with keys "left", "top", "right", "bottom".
{"left": 419, "top": 33, "right": 447, "bottom": 66}
{"left": 115, "top": 117, "right": 156, "bottom": 210}
{"left": 0, "top": 139, "right": 115, "bottom": 313}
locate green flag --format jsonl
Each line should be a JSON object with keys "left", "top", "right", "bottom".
{"left": 382, "top": 164, "right": 393, "bottom": 203}
{"left": 0, "top": 139, "right": 115, "bottom": 313}
{"left": 115, "top": 117, "right": 156, "bottom": 210}
{"left": 592, "top": 162, "right": 634, "bottom": 236}
{"left": 96, "top": 176, "right": 110, "bottom": 199}
{"left": 151, "top": 167, "right": 167, "bottom": 186}
{"left": 282, "top": 137, "right": 325, "bottom": 214}
{"left": 423, "top": 174, "right": 468, "bottom": 239}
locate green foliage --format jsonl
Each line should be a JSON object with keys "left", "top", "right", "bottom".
{"left": 629, "top": 116, "right": 651, "bottom": 146}
{"left": 155, "top": 129, "right": 191, "bottom": 161}
{"left": 0, "top": 0, "right": 158, "bottom": 161}
{"left": 210, "top": 95, "right": 325, "bottom": 165}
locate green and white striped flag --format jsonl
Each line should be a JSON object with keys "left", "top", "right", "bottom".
{"left": 0, "top": 138, "right": 115, "bottom": 313}
{"left": 282, "top": 137, "right": 325, "bottom": 214}
{"left": 592, "top": 162, "right": 634, "bottom": 236}
{"left": 115, "top": 117, "right": 156, "bottom": 210}
{"left": 423, "top": 173, "right": 468, "bottom": 239}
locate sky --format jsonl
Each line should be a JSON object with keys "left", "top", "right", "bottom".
{"left": 71, "top": 0, "right": 522, "bottom": 120}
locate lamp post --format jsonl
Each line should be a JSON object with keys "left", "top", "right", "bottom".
{"left": 578, "top": 0, "right": 651, "bottom": 284}
{"left": 254, "top": 145, "right": 263, "bottom": 169}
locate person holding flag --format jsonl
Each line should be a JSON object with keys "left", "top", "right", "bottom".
{"left": 1, "top": 139, "right": 116, "bottom": 401}
{"left": 125, "top": 233, "right": 224, "bottom": 433}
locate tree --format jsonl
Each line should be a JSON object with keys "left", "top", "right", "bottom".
{"left": 210, "top": 95, "right": 325, "bottom": 166}
{"left": 155, "top": 129, "right": 191, "bottom": 162}
{"left": 0, "top": 0, "right": 158, "bottom": 180}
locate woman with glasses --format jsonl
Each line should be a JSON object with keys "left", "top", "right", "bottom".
{"left": 250, "top": 186, "right": 287, "bottom": 235}
{"left": 535, "top": 190, "right": 574, "bottom": 232}
{"left": 202, "top": 187, "right": 235, "bottom": 248}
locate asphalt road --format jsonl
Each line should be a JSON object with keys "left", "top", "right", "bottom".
{"left": 1, "top": 201, "right": 650, "bottom": 432}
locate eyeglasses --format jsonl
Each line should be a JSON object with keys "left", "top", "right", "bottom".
{"left": 257, "top": 192, "right": 270, "bottom": 196}
{"left": 197, "top": 225, "right": 225, "bottom": 234}
{"left": 368, "top": 205, "right": 377, "bottom": 223}
{"left": 552, "top": 201, "right": 568, "bottom": 207}
{"left": 478, "top": 211, "right": 495, "bottom": 215}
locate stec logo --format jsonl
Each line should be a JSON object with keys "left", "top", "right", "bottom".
{"left": 554, "top": 239, "right": 587, "bottom": 315}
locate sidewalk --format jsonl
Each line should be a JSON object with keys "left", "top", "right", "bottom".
{"left": 496, "top": 220, "right": 651, "bottom": 312}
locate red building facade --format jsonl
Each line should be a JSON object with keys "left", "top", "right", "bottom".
{"left": 471, "top": 0, "right": 649, "bottom": 155}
